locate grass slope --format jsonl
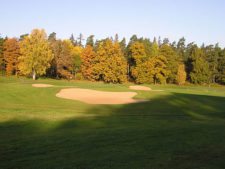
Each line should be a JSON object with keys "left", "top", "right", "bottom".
{"left": 0, "top": 77, "right": 225, "bottom": 169}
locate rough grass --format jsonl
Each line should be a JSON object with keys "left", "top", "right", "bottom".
{"left": 0, "top": 76, "right": 225, "bottom": 169}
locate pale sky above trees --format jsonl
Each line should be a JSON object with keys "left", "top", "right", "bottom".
{"left": 1, "top": 0, "right": 225, "bottom": 46}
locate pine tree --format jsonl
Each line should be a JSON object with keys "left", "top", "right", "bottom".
{"left": 185, "top": 42, "right": 197, "bottom": 81}
{"left": 190, "top": 48, "right": 210, "bottom": 84}
{"left": 86, "top": 35, "right": 95, "bottom": 47}
{"left": 177, "top": 37, "right": 186, "bottom": 60}
{"left": 119, "top": 38, "right": 126, "bottom": 55}
{"left": 70, "top": 34, "right": 77, "bottom": 46}
{"left": 150, "top": 41, "right": 159, "bottom": 57}
{"left": 204, "top": 44, "right": 220, "bottom": 83}
{"left": 48, "top": 32, "right": 56, "bottom": 42}
{"left": 162, "top": 38, "right": 169, "bottom": 45}
{"left": 114, "top": 34, "right": 119, "bottom": 42}
{"left": 19, "top": 34, "right": 29, "bottom": 41}
{"left": 217, "top": 49, "right": 225, "bottom": 84}
{"left": 77, "top": 33, "right": 84, "bottom": 47}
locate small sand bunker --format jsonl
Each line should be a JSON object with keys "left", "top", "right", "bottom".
{"left": 129, "top": 85, "right": 151, "bottom": 91}
{"left": 56, "top": 88, "right": 145, "bottom": 104}
{"left": 151, "top": 89, "right": 164, "bottom": 92}
{"left": 32, "top": 84, "right": 54, "bottom": 88}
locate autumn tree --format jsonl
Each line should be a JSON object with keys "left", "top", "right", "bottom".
{"left": 131, "top": 59, "right": 154, "bottom": 84}
{"left": 3, "top": 38, "right": 20, "bottom": 75}
{"left": 126, "top": 35, "right": 144, "bottom": 58}
{"left": 129, "top": 40, "right": 169, "bottom": 84}
{"left": 160, "top": 44, "right": 179, "bottom": 83}
{"left": 130, "top": 41, "right": 147, "bottom": 64}
{"left": 131, "top": 55, "right": 168, "bottom": 84}
{"left": 19, "top": 29, "right": 53, "bottom": 80}
{"left": 129, "top": 41, "right": 147, "bottom": 82}
{"left": 48, "top": 37, "right": 82, "bottom": 79}
{"left": 1, "top": 29, "right": 225, "bottom": 86}
{"left": 151, "top": 55, "right": 168, "bottom": 84}
{"left": 81, "top": 45, "right": 96, "bottom": 80}
{"left": 93, "top": 39, "right": 127, "bottom": 83}
{"left": 176, "top": 64, "right": 186, "bottom": 85}
{"left": 56, "top": 40, "right": 74, "bottom": 79}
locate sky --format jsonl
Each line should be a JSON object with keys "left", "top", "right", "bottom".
{"left": 1, "top": 0, "right": 225, "bottom": 47}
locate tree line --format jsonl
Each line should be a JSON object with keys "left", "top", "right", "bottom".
{"left": 0, "top": 29, "right": 224, "bottom": 85}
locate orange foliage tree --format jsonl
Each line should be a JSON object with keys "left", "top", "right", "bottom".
{"left": 3, "top": 38, "right": 20, "bottom": 75}
{"left": 81, "top": 45, "right": 96, "bottom": 80}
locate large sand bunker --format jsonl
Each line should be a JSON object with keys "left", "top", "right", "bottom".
{"left": 32, "top": 84, "right": 54, "bottom": 88}
{"left": 129, "top": 85, "right": 151, "bottom": 91}
{"left": 56, "top": 88, "right": 145, "bottom": 104}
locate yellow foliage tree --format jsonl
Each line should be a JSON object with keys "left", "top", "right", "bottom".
{"left": 19, "top": 29, "right": 53, "bottom": 80}
{"left": 129, "top": 41, "right": 146, "bottom": 65}
{"left": 130, "top": 41, "right": 169, "bottom": 84}
{"left": 176, "top": 64, "right": 187, "bottom": 85}
{"left": 94, "top": 39, "right": 127, "bottom": 83}
{"left": 130, "top": 41, "right": 148, "bottom": 82}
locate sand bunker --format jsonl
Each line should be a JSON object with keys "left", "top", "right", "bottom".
{"left": 32, "top": 84, "right": 54, "bottom": 88}
{"left": 56, "top": 88, "right": 145, "bottom": 104}
{"left": 129, "top": 85, "right": 151, "bottom": 91}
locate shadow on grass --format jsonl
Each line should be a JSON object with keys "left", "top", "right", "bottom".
{"left": 0, "top": 93, "right": 225, "bottom": 169}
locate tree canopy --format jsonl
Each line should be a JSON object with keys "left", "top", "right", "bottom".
{"left": 19, "top": 29, "right": 53, "bottom": 80}
{"left": 0, "top": 29, "right": 224, "bottom": 85}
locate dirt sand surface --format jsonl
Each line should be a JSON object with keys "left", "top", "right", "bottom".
{"left": 56, "top": 88, "right": 145, "bottom": 104}
{"left": 129, "top": 85, "right": 151, "bottom": 91}
{"left": 32, "top": 84, "right": 54, "bottom": 88}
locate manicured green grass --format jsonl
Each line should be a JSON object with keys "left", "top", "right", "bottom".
{"left": 0, "top": 76, "right": 225, "bottom": 169}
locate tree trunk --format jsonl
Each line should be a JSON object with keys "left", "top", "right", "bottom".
{"left": 32, "top": 70, "right": 36, "bottom": 80}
